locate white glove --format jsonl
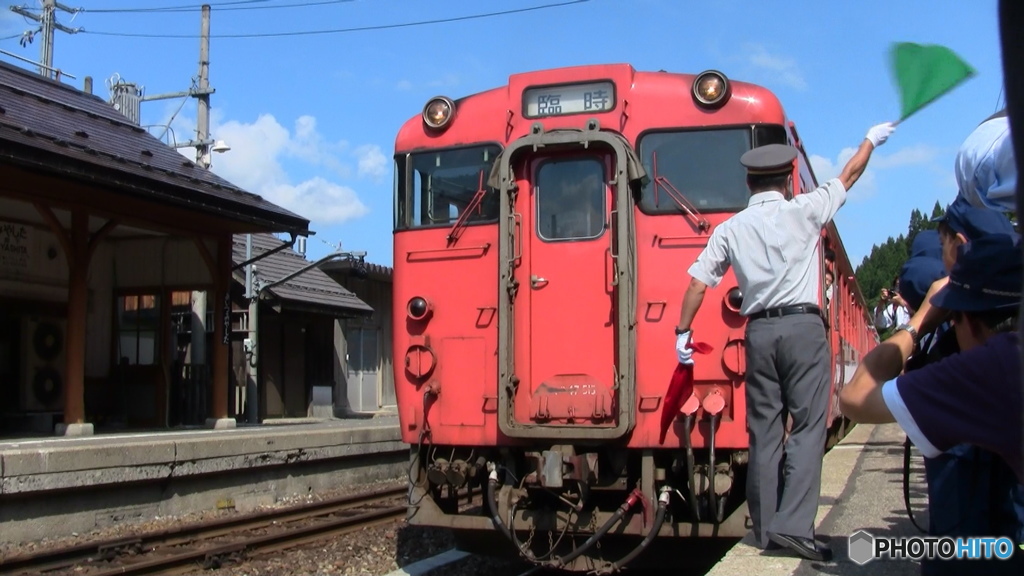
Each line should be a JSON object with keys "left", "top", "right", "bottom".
{"left": 865, "top": 122, "right": 895, "bottom": 148}
{"left": 676, "top": 330, "right": 694, "bottom": 365}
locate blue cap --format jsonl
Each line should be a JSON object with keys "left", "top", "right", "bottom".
{"left": 933, "top": 195, "right": 1016, "bottom": 240}
{"left": 955, "top": 113, "right": 1016, "bottom": 213}
{"left": 898, "top": 255, "right": 947, "bottom": 312}
{"left": 908, "top": 230, "right": 942, "bottom": 260}
{"left": 929, "top": 233, "right": 1023, "bottom": 311}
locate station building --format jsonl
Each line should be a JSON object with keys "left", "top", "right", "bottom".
{"left": 0, "top": 60, "right": 313, "bottom": 436}
{"left": 320, "top": 258, "right": 395, "bottom": 414}
{"left": 226, "top": 233, "right": 375, "bottom": 422}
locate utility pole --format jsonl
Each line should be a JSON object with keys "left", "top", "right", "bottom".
{"left": 196, "top": 4, "right": 211, "bottom": 169}
{"left": 137, "top": 4, "right": 227, "bottom": 168}
{"left": 245, "top": 235, "right": 260, "bottom": 424}
{"left": 190, "top": 5, "right": 212, "bottom": 424}
{"left": 9, "top": 0, "right": 81, "bottom": 79}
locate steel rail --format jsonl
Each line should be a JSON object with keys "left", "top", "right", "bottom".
{"left": 0, "top": 483, "right": 407, "bottom": 575}
{"left": 86, "top": 505, "right": 408, "bottom": 576}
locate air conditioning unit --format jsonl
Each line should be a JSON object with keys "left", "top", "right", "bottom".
{"left": 21, "top": 316, "right": 66, "bottom": 412}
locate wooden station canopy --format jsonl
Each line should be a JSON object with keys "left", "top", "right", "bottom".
{"left": 0, "top": 60, "right": 312, "bottom": 434}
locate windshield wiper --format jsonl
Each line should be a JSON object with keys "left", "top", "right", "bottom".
{"left": 651, "top": 151, "right": 710, "bottom": 232}
{"left": 447, "top": 169, "right": 488, "bottom": 246}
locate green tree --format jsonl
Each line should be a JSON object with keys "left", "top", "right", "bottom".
{"left": 906, "top": 201, "right": 945, "bottom": 250}
{"left": 854, "top": 201, "right": 948, "bottom": 336}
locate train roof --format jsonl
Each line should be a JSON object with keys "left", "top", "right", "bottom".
{"left": 395, "top": 63, "right": 788, "bottom": 149}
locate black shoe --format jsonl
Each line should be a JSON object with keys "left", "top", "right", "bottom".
{"left": 767, "top": 532, "right": 833, "bottom": 562}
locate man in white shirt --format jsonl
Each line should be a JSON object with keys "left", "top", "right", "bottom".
{"left": 873, "top": 286, "right": 910, "bottom": 331}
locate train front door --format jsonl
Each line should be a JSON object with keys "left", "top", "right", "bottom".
{"left": 512, "top": 152, "right": 619, "bottom": 428}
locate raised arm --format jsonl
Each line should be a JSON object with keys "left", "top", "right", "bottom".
{"left": 839, "top": 123, "right": 895, "bottom": 191}
{"left": 841, "top": 277, "right": 948, "bottom": 422}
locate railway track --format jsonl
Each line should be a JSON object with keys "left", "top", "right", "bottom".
{"left": 0, "top": 484, "right": 408, "bottom": 576}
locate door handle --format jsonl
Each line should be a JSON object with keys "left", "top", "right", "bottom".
{"left": 530, "top": 275, "right": 548, "bottom": 288}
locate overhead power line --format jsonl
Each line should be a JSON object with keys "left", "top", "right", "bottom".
{"left": 82, "top": 0, "right": 271, "bottom": 12}
{"left": 80, "top": 0, "right": 592, "bottom": 38}
{"left": 82, "top": 0, "right": 354, "bottom": 14}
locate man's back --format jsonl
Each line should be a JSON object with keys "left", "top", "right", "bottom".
{"left": 694, "top": 178, "right": 847, "bottom": 316}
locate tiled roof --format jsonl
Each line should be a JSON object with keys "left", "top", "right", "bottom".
{"left": 0, "top": 60, "right": 309, "bottom": 235}
{"left": 232, "top": 233, "right": 373, "bottom": 316}
{"left": 320, "top": 258, "right": 393, "bottom": 281}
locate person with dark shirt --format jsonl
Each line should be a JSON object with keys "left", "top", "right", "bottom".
{"left": 840, "top": 232, "right": 1023, "bottom": 486}
{"left": 895, "top": 231, "right": 1022, "bottom": 575}
{"left": 843, "top": 233, "right": 1024, "bottom": 575}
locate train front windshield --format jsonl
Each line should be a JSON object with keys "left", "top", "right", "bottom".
{"left": 394, "top": 144, "right": 502, "bottom": 230}
{"left": 637, "top": 125, "right": 789, "bottom": 214}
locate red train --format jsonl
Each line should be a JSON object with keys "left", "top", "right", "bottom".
{"left": 392, "top": 64, "right": 877, "bottom": 572}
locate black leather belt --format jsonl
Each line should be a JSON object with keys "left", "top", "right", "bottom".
{"left": 748, "top": 304, "right": 822, "bottom": 320}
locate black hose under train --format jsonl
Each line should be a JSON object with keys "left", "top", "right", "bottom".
{"left": 554, "top": 491, "right": 641, "bottom": 568}
{"left": 708, "top": 412, "right": 720, "bottom": 523}
{"left": 682, "top": 413, "right": 701, "bottom": 522}
{"left": 597, "top": 493, "right": 670, "bottom": 574}
{"left": 486, "top": 475, "right": 515, "bottom": 544}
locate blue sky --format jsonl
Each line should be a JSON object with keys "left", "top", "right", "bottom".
{"left": 0, "top": 0, "right": 1007, "bottom": 268}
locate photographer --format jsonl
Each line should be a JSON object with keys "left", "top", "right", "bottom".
{"left": 873, "top": 277, "right": 910, "bottom": 335}
{"left": 840, "top": 233, "right": 1023, "bottom": 574}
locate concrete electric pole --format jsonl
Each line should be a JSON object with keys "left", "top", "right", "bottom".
{"left": 195, "top": 4, "right": 212, "bottom": 169}
{"left": 245, "top": 235, "right": 259, "bottom": 424}
{"left": 190, "top": 5, "right": 212, "bottom": 420}
{"left": 138, "top": 5, "right": 227, "bottom": 168}
{"left": 9, "top": 0, "right": 81, "bottom": 79}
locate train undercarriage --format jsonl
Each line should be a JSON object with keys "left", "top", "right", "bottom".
{"left": 405, "top": 416, "right": 852, "bottom": 573}
{"left": 406, "top": 441, "right": 751, "bottom": 573}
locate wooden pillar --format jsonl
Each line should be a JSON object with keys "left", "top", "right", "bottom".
{"left": 202, "top": 234, "right": 235, "bottom": 429}
{"left": 63, "top": 210, "right": 89, "bottom": 429}
{"left": 34, "top": 205, "right": 116, "bottom": 436}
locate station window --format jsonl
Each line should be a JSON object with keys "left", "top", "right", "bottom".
{"left": 394, "top": 144, "right": 502, "bottom": 230}
{"left": 116, "top": 294, "right": 161, "bottom": 366}
{"left": 535, "top": 156, "right": 606, "bottom": 241}
{"left": 637, "top": 125, "right": 788, "bottom": 214}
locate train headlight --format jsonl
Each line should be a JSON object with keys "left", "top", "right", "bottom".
{"left": 422, "top": 96, "right": 455, "bottom": 130}
{"left": 725, "top": 287, "right": 743, "bottom": 313}
{"left": 692, "top": 70, "right": 731, "bottom": 108}
{"left": 407, "top": 296, "right": 432, "bottom": 321}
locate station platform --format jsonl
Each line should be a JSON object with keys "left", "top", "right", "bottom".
{"left": 0, "top": 414, "right": 406, "bottom": 543}
{"left": 707, "top": 422, "right": 928, "bottom": 576}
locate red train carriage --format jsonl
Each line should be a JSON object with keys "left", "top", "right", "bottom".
{"left": 392, "top": 64, "right": 877, "bottom": 572}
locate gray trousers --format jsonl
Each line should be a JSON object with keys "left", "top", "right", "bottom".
{"left": 744, "top": 313, "right": 830, "bottom": 546}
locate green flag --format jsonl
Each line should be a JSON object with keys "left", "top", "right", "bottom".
{"left": 890, "top": 42, "right": 976, "bottom": 121}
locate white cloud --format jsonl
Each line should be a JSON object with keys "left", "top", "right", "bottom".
{"left": 809, "top": 143, "right": 941, "bottom": 200}
{"left": 263, "top": 177, "right": 368, "bottom": 224}
{"left": 155, "top": 107, "right": 372, "bottom": 226}
{"left": 871, "top": 143, "right": 942, "bottom": 169}
{"left": 355, "top": 144, "right": 387, "bottom": 180}
{"left": 744, "top": 44, "right": 807, "bottom": 91}
{"left": 208, "top": 113, "right": 370, "bottom": 224}
{"left": 285, "top": 114, "right": 352, "bottom": 178}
